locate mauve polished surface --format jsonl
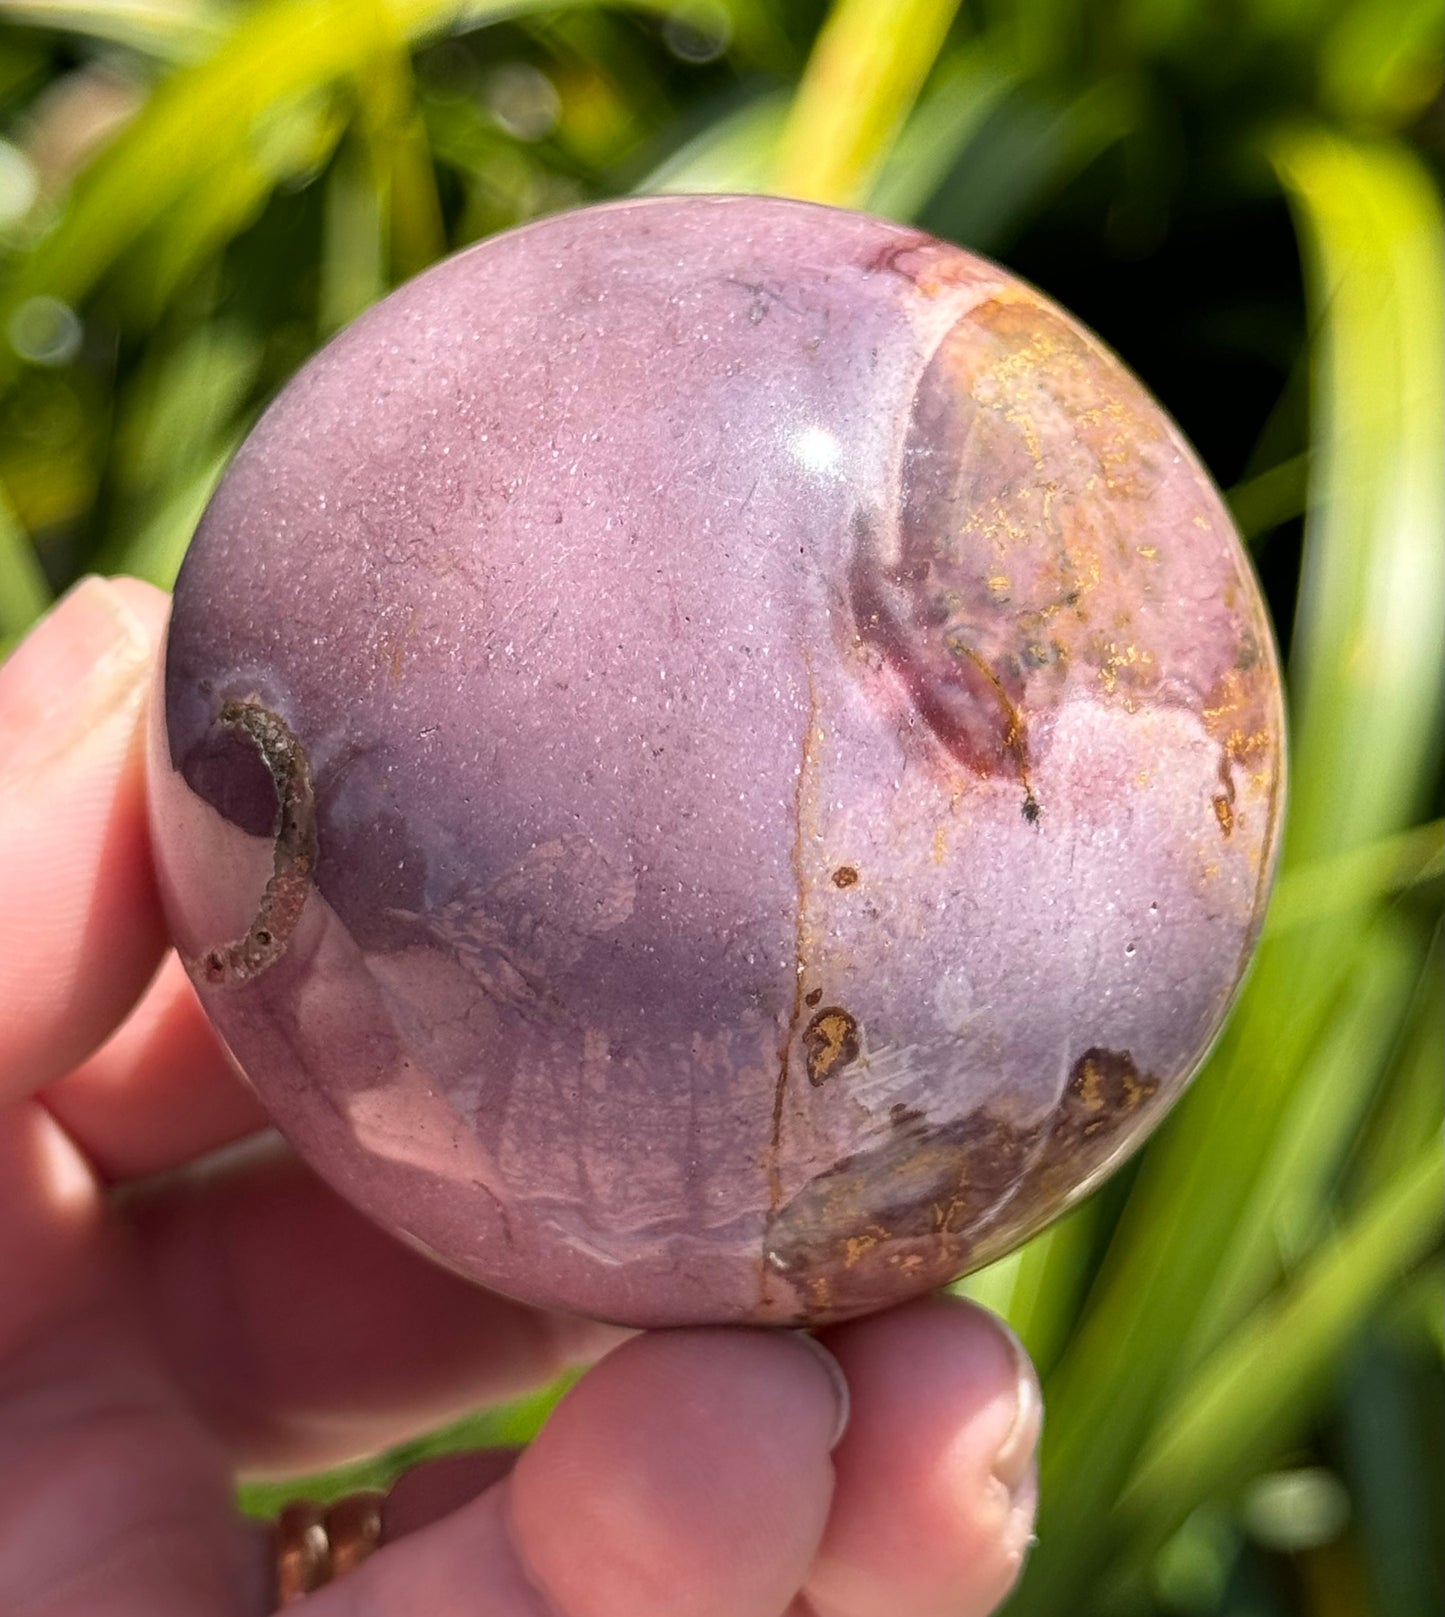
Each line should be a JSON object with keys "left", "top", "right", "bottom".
{"left": 149, "top": 195, "right": 1285, "bottom": 1327}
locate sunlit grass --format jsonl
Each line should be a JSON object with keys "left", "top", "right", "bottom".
{"left": 1, "top": 0, "right": 1440, "bottom": 1608}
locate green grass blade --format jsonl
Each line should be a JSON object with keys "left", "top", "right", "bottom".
{"left": 320, "top": 136, "right": 388, "bottom": 335}
{"left": 1316, "top": 0, "right": 1445, "bottom": 127}
{"left": 237, "top": 1372, "right": 577, "bottom": 1519}
{"left": 1411, "top": 1261, "right": 1445, "bottom": 1357}
{"left": 1164, "top": 130, "right": 1445, "bottom": 1361}
{"left": 1340, "top": 1328, "right": 1445, "bottom": 1617}
{"left": 107, "top": 436, "right": 236, "bottom": 588}
{"left": 1265, "top": 819, "right": 1443, "bottom": 936}
{"left": 637, "top": 88, "right": 791, "bottom": 196}
{"left": 342, "top": 0, "right": 445, "bottom": 300}
{"left": 1201, "top": 915, "right": 1423, "bottom": 1283}
{"left": 0, "top": 0, "right": 225, "bottom": 59}
{"left": 645, "top": 40, "right": 1016, "bottom": 229}
{"left": 1274, "top": 128, "right": 1445, "bottom": 866}
{"left": 1226, "top": 450, "right": 1310, "bottom": 542}
{"left": 958, "top": 1199, "right": 1099, "bottom": 1377}
{"left": 127, "top": 94, "right": 346, "bottom": 327}
{"left": 1350, "top": 925, "right": 1444, "bottom": 1202}
{"left": 920, "top": 71, "right": 1139, "bottom": 254}
{"left": 864, "top": 41, "right": 1016, "bottom": 223}
{"left": 770, "top": 0, "right": 963, "bottom": 208}
{"left": 108, "top": 316, "right": 260, "bottom": 501}
{"left": 380, "top": 100, "right": 445, "bottom": 283}
{"left": 0, "top": 476, "right": 50, "bottom": 641}
{"left": 643, "top": 40, "right": 1016, "bottom": 227}
{"left": 1120, "top": 1134, "right": 1445, "bottom": 1549}
{"left": 1174, "top": 131, "right": 1445, "bottom": 1350}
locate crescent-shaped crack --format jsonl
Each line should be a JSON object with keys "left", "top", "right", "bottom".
{"left": 195, "top": 698, "right": 317, "bottom": 986}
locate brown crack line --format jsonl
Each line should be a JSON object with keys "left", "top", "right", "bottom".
{"left": 945, "top": 636, "right": 1039, "bottom": 819}
{"left": 762, "top": 651, "right": 818, "bottom": 1310}
{"left": 196, "top": 698, "right": 317, "bottom": 986}
{"left": 847, "top": 514, "right": 1040, "bottom": 822}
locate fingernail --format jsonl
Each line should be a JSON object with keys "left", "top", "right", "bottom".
{"left": 989, "top": 1318, "right": 1043, "bottom": 1495}
{"left": 0, "top": 576, "right": 151, "bottom": 789}
{"left": 788, "top": 1331, "right": 852, "bottom": 1451}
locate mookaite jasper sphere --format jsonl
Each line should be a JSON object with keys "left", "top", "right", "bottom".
{"left": 150, "top": 196, "right": 1284, "bottom": 1327}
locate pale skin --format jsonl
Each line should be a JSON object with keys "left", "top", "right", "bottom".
{"left": 0, "top": 575, "right": 1040, "bottom": 1617}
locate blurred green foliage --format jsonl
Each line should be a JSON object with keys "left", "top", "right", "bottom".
{"left": 1, "top": 0, "right": 1441, "bottom": 1611}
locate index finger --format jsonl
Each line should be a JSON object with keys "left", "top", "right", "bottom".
{"left": 0, "top": 576, "right": 171, "bottom": 1100}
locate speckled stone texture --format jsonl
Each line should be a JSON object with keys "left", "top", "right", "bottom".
{"left": 149, "top": 195, "right": 1285, "bottom": 1327}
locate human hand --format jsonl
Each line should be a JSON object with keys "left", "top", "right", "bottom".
{"left": 0, "top": 575, "right": 1040, "bottom": 1617}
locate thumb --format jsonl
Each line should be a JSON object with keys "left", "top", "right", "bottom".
{"left": 0, "top": 576, "right": 170, "bottom": 1099}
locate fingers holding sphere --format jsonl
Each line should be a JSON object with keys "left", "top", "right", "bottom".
{"left": 42, "top": 952, "right": 269, "bottom": 1182}
{"left": 0, "top": 578, "right": 171, "bottom": 1102}
{"left": 802, "top": 1295, "right": 1041, "bottom": 1617}
{"left": 302, "top": 1328, "right": 846, "bottom": 1617}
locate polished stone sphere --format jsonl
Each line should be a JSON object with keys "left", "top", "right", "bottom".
{"left": 149, "top": 196, "right": 1285, "bottom": 1327}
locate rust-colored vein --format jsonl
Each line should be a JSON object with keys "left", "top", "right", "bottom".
{"left": 762, "top": 651, "right": 818, "bottom": 1307}
{"left": 948, "top": 639, "right": 1039, "bottom": 819}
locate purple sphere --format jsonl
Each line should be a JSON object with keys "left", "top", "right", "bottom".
{"left": 149, "top": 196, "right": 1285, "bottom": 1327}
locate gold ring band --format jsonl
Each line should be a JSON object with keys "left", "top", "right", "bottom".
{"left": 274, "top": 1490, "right": 386, "bottom": 1606}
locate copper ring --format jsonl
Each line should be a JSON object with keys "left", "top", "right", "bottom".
{"left": 274, "top": 1491, "right": 386, "bottom": 1607}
